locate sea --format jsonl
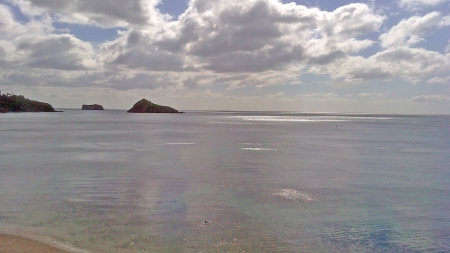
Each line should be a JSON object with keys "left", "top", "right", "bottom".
{"left": 0, "top": 110, "right": 449, "bottom": 253}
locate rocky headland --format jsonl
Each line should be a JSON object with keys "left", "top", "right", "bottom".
{"left": 82, "top": 104, "right": 104, "bottom": 110}
{"left": 127, "top": 99, "right": 182, "bottom": 113}
{"left": 0, "top": 92, "right": 56, "bottom": 113}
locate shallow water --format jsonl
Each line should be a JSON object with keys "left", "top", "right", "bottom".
{"left": 0, "top": 110, "right": 449, "bottom": 252}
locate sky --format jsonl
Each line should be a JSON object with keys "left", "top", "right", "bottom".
{"left": 0, "top": 0, "right": 449, "bottom": 113}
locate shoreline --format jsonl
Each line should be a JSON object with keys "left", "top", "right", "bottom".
{"left": 0, "top": 233, "right": 91, "bottom": 253}
{"left": 0, "top": 233, "right": 72, "bottom": 253}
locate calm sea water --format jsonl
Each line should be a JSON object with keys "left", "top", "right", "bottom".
{"left": 0, "top": 110, "right": 449, "bottom": 252}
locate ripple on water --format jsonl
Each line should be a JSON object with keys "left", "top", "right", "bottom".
{"left": 271, "top": 188, "right": 315, "bottom": 202}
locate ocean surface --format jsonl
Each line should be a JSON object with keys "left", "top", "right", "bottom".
{"left": 0, "top": 110, "right": 449, "bottom": 252}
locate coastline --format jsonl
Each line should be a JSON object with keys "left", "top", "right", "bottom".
{"left": 0, "top": 233, "right": 73, "bottom": 253}
{"left": 0, "top": 233, "right": 92, "bottom": 253}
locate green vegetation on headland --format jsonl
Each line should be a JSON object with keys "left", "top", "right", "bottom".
{"left": 0, "top": 92, "right": 56, "bottom": 113}
{"left": 127, "top": 99, "right": 182, "bottom": 113}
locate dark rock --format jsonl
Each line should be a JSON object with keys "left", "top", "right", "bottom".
{"left": 82, "top": 104, "right": 104, "bottom": 110}
{"left": 127, "top": 99, "right": 181, "bottom": 113}
{"left": 0, "top": 93, "right": 56, "bottom": 113}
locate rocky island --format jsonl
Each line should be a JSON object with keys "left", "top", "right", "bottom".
{"left": 0, "top": 92, "right": 56, "bottom": 113}
{"left": 127, "top": 99, "right": 182, "bottom": 113}
{"left": 82, "top": 104, "right": 104, "bottom": 110}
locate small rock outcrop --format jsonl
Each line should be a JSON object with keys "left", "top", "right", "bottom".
{"left": 0, "top": 93, "right": 56, "bottom": 113}
{"left": 82, "top": 104, "right": 104, "bottom": 110}
{"left": 127, "top": 99, "right": 181, "bottom": 113}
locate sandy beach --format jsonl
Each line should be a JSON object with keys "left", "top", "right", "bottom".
{"left": 0, "top": 234, "right": 73, "bottom": 253}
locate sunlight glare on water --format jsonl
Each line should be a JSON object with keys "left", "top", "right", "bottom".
{"left": 0, "top": 110, "right": 449, "bottom": 252}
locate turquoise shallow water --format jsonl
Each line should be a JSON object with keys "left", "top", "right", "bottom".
{"left": 0, "top": 110, "right": 449, "bottom": 252}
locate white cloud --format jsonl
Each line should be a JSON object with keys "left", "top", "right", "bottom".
{"left": 318, "top": 47, "right": 450, "bottom": 83}
{"left": 16, "top": 34, "right": 95, "bottom": 70}
{"left": 399, "top": 0, "right": 450, "bottom": 11}
{"left": 427, "top": 76, "right": 450, "bottom": 83}
{"left": 79, "top": 0, "right": 385, "bottom": 91}
{"left": 357, "top": 93, "right": 385, "bottom": 97}
{"left": 0, "top": 17, "right": 95, "bottom": 71}
{"left": 275, "top": 92, "right": 285, "bottom": 97}
{"left": 412, "top": 94, "right": 450, "bottom": 102}
{"left": 1, "top": 0, "right": 449, "bottom": 109}
{"left": 97, "top": 1, "right": 384, "bottom": 85}
{"left": 379, "top": 12, "right": 444, "bottom": 48}
{"left": 0, "top": 5, "right": 24, "bottom": 39}
{"left": 302, "top": 93, "right": 340, "bottom": 98}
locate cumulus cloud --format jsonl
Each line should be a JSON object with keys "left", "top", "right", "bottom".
{"left": 427, "top": 76, "right": 450, "bottom": 83}
{"left": 99, "top": 1, "right": 384, "bottom": 76}
{"left": 399, "top": 0, "right": 450, "bottom": 11}
{"left": 302, "top": 93, "right": 339, "bottom": 98}
{"left": 379, "top": 12, "right": 448, "bottom": 48}
{"left": 412, "top": 94, "right": 450, "bottom": 102}
{"left": 102, "top": 31, "right": 186, "bottom": 72}
{"left": 17, "top": 34, "right": 95, "bottom": 70}
{"left": 0, "top": 0, "right": 449, "bottom": 96}
{"left": 0, "top": 5, "right": 95, "bottom": 71}
{"left": 0, "top": 4, "right": 24, "bottom": 39}
{"left": 317, "top": 47, "right": 450, "bottom": 83}
{"left": 8, "top": 0, "right": 168, "bottom": 27}
{"left": 357, "top": 93, "right": 385, "bottom": 97}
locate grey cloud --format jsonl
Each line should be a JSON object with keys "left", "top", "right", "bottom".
{"left": 203, "top": 44, "right": 304, "bottom": 73}
{"left": 412, "top": 95, "right": 450, "bottom": 102}
{"left": 179, "top": 1, "right": 380, "bottom": 72}
{"left": 3, "top": 69, "right": 102, "bottom": 88}
{"left": 17, "top": 35, "right": 93, "bottom": 71}
{"left": 1, "top": 67, "right": 174, "bottom": 91}
{"left": 307, "top": 51, "right": 345, "bottom": 65}
{"left": 217, "top": 0, "right": 273, "bottom": 26}
{"left": 9, "top": 0, "right": 437, "bottom": 92}
{"left": 326, "top": 46, "right": 450, "bottom": 83}
{"left": 154, "top": 17, "right": 200, "bottom": 53}
{"left": 77, "top": 1, "right": 148, "bottom": 25}
{"left": 183, "top": 76, "right": 204, "bottom": 89}
{"left": 399, "top": 0, "right": 449, "bottom": 11}
{"left": 15, "top": 0, "right": 156, "bottom": 26}
{"left": 28, "top": 0, "right": 70, "bottom": 10}
{"left": 375, "top": 48, "right": 417, "bottom": 62}
{"left": 374, "top": 47, "right": 447, "bottom": 73}
{"left": 187, "top": 2, "right": 284, "bottom": 57}
{"left": 111, "top": 46, "right": 185, "bottom": 71}
{"left": 191, "top": 0, "right": 213, "bottom": 14}
{"left": 104, "top": 30, "right": 186, "bottom": 72}
{"left": 350, "top": 68, "right": 393, "bottom": 81}
{"left": 106, "top": 72, "right": 179, "bottom": 91}
{"left": 95, "top": 0, "right": 386, "bottom": 85}
{"left": 127, "top": 31, "right": 142, "bottom": 46}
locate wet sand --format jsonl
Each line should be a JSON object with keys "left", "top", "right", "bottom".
{"left": 0, "top": 234, "right": 72, "bottom": 253}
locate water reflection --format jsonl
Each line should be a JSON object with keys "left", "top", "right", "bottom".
{"left": 0, "top": 111, "right": 449, "bottom": 252}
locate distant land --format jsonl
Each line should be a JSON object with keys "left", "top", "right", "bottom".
{"left": 128, "top": 99, "right": 182, "bottom": 113}
{"left": 0, "top": 92, "right": 56, "bottom": 113}
{"left": 82, "top": 104, "right": 104, "bottom": 110}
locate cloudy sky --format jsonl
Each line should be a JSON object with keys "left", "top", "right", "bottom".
{"left": 0, "top": 0, "right": 449, "bottom": 113}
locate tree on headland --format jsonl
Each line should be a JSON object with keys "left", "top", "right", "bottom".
{"left": 127, "top": 99, "right": 181, "bottom": 113}
{"left": 0, "top": 93, "right": 56, "bottom": 113}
